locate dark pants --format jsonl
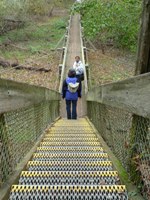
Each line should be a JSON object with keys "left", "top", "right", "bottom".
{"left": 66, "top": 100, "right": 77, "bottom": 119}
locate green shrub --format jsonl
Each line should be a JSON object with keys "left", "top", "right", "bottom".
{"left": 73, "top": 0, "right": 142, "bottom": 51}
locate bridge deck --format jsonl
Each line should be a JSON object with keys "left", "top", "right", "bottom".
{"left": 9, "top": 118, "right": 128, "bottom": 200}
{"left": 60, "top": 14, "right": 86, "bottom": 118}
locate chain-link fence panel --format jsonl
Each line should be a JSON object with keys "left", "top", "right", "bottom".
{"left": 87, "top": 101, "right": 150, "bottom": 200}
{"left": 0, "top": 100, "right": 59, "bottom": 187}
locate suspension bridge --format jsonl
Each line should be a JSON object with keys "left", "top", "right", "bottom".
{"left": 0, "top": 13, "right": 150, "bottom": 200}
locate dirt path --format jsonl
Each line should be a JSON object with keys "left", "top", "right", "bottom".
{"left": 60, "top": 14, "right": 87, "bottom": 118}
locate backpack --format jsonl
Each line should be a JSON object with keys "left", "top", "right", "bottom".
{"left": 68, "top": 82, "right": 79, "bottom": 93}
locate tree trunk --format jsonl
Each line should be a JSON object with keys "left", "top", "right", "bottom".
{"left": 0, "top": 58, "right": 51, "bottom": 72}
{"left": 135, "top": 0, "right": 150, "bottom": 75}
{"left": 129, "top": 0, "right": 150, "bottom": 196}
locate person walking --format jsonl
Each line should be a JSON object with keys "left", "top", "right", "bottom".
{"left": 62, "top": 68, "right": 82, "bottom": 120}
{"left": 73, "top": 56, "right": 84, "bottom": 81}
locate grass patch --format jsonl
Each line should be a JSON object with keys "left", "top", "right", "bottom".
{"left": 0, "top": 16, "right": 68, "bottom": 61}
{"left": 0, "top": 16, "right": 68, "bottom": 90}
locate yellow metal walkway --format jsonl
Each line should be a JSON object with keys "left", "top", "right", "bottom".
{"left": 9, "top": 118, "right": 128, "bottom": 200}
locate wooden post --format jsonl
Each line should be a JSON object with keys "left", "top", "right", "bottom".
{"left": 135, "top": 0, "right": 150, "bottom": 75}
{"left": 130, "top": 0, "right": 150, "bottom": 195}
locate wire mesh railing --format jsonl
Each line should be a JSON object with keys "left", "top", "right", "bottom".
{"left": 0, "top": 100, "right": 60, "bottom": 187}
{"left": 87, "top": 101, "right": 150, "bottom": 200}
{"left": 80, "top": 23, "right": 88, "bottom": 94}
{"left": 59, "top": 15, "right": 72, "bottom": 93}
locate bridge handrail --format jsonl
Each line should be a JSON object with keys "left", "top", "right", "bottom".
{"left": 87, "top": 72, "right": 150, "bottom": 119}
{"left": 59, "top": 16, "right": 72, "bottom": 93}
{"left": 0, "top": 78, "right": 60, "bottom": 188}
{"left": 80, "top": 24, "right": 88, "bottom": 93}
{"left": 0, "top": 78, "right": 60, "bottom": 114}
{"left": 87, "top": 73, "right": 150, "bottom": 199}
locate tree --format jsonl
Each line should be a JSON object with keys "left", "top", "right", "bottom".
{"left": 129, "top": 1, "right": 150, "bottom": 197}
{"left": 135, "top": 0, "right": 150, "bottom": 74}
{"left": 73, "top": 0, "right": 142, "bottom": 51}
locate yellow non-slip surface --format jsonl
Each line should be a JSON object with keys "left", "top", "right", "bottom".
{"left": 9, "top": 118, "right": 128, "bottom": 200}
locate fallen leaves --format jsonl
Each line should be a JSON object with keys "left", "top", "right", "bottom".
{"left": 0, "top": 51, "right": 61, "bottom": 90}
{"left": 88, "top": 49, "right": 135, "bottom": 87}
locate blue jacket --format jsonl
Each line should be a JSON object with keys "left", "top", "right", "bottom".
{"left": 62, "top": 77, "right": 82, "bottom": 100}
